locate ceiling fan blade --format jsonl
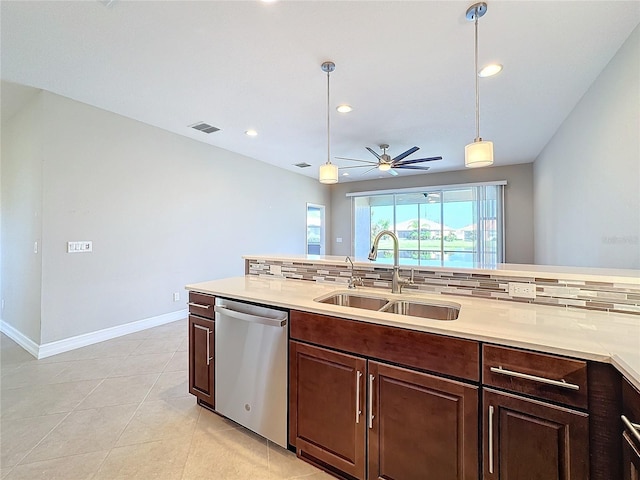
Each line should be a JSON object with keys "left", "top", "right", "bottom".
{"left": 389, "top": 169, "right": 399, "bottom": 176}
{"left": 393, "top": 165, "right": 431, "bottom": 171}
{"left": 361, "top": 166, "right": 379, "bottom": 176}
{"left": 339, "top": 164, "right": 374, "bottom": 170}
{"left": 335, "top": 157, "right": 379, "bottom": 165}
{"left": 391, "top": 146, "right": 419, "bottom": 163}
{"left": 366, "top": 147, "right": 383, "bottom": 161}
{"left": 393, "top": 156, "right": 443, "bottom": 166}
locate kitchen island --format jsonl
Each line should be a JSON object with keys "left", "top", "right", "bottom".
{"left": 186, "top": 259, "right": 640, "bottom": 480}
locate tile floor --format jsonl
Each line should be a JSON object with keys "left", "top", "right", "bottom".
{"left": 0, "top": 319, "right": 331, "bottom": 480}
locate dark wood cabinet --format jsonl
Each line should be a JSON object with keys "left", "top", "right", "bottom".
{"left": 483, "top": 388, "right": 589, "bottom": 480}
{"left": 188, "top": 292, "right": 215, "bottom": 408}
{"left": 622, "top": 378, "right": 640, "bottom": 480}
{"left": 289, "top": 331, "right": 478, "bottom": 480}
{"left": 289, "top": 341, "right": 367, "bottom": 479}
{"left": 368, "top": 361, "right": 478, "bottom": 480}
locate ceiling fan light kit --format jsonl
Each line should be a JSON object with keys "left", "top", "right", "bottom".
{"left": 465, "top": 1, "right": 494, "bottom": 168}
{"left": 319, "top": 61, "right": 339, "bottom": 184}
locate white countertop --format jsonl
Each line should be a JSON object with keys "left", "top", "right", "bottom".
{"left": 186, "top": 275, "right": 640, "bottom": 389}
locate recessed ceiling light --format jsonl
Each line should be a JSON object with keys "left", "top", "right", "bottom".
{"left": 478, "top": 63, "right": 503, "bottom": 78}
{"left": 245, "top": 129, "right": 258, "bottom": 136}
{"left": 336, "top": 104, "right": 353, "bottom": 113}
{"left": 342, "top": 172, "right": 350, "bottom": 176}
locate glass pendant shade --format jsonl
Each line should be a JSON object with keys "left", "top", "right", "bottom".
{"left": 319, "top": 162, "right": 339, "bottom": 184}
{"left": 465, "top": 140, "right": 494, "bottom": 168}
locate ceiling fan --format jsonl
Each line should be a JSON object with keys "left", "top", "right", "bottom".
{"left": 336, "top": 144, "right": 442, "bottom": 176}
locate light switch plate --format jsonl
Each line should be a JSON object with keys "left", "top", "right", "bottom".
{"left": 67, "top": 241, "right": 93, "bottom": 253}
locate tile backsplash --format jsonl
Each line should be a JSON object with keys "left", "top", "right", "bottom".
{"left": 246, "top": 258, "right": 640, "bottom": 315}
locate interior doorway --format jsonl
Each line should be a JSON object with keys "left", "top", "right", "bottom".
{"left": 306, "top": 203, "right": 325, "bottom": 255}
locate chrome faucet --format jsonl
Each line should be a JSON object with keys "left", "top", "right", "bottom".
{"left": 368, "top": 230, "right": 413, "bottom": 294}
{"left": 345, "top": 256, "right": 363, "bottom": 289}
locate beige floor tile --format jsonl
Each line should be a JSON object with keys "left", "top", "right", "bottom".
{"left": 182, "top": 427, "right": 270, "bottom": 480}
{"left": 131, "top": 337, "right": 183, "bottom": 356}
{"left": 116, "top": 396, "right": 199, "bottom": 447}
{"left": 0, "top": 413, "right": 67, "bottom": 467}
{"left": 20, "top": 403, "right": 138, "bottom": 464}
{"left": 145, "top": 320, "right": 187, "bottom": 339}
{"left": 1, "top": 362, "right": 69, "bottom": 390}
{"left": 163, "top": 350, "right": 188, "bottom": 372}
{"left": 108, "top": 352, "right": 174, "bottom": 377}
{"left": 196, "top": 406, "right": 241, "bottom": 433}
{"left": 0, "top": 337, "right": 37, "bottom": 368}
{"left": 176, "top": 336, "right": 189, "bottom": 352}
{"left": 75, "top": 373, "right": 159, "bottom": 410}
{"left": 3, "top": 450, "right": 108, "bottom": 480}
{"left": 48, "top": 356, "right": 124, "bottom": 384}
{"left": 145, "top": 370, "right": 190, "bottom": 401}
{"left": 0, "top": 380, "right": 101, "bottom": 419}
{"left": 94, "top": 436, "right": 190, "bottom": 480}
{"left": 267, "top": 442, "right": 323, "bottom": 479}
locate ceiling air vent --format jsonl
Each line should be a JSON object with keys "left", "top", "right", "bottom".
{"left": 294, "top": 162, "right": 312, "bottom": 168}
{"left": 189, "top": 122, "right": 220, "bottom": 134}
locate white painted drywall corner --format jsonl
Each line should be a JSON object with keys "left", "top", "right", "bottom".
{"left": 534, "top": 25, "right": 640, "bottom": 268}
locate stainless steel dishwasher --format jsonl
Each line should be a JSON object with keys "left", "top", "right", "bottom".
{"left": 214, "top": 297, "right": 288, "bottom": 448}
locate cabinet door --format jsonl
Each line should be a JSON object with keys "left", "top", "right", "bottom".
{"left": 368, "top": 361, "right": 478, "bottom": 480}
{"left": 484, "top": 388, "right": 589, "bottom": 480}
{"left": 188, "top": 314, "right": 214, "bottom": 407}
{"left": 623, "top": 431, "right": 640, "bottom": 480}
{"left": 290, "top": 341, "right": 367, "bottom": 480}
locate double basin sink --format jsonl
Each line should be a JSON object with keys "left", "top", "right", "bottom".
{"left": 314, "top": 291, "right": 460, "bottom": 321}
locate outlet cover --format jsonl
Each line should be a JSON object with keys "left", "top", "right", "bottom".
{"left": 270, "top": 264, "right": 282, "bottom": 276}
{"left": 508, "top": 282, "right": 536, "bottom": 299}
{"left": 173, "top": 292, "right": 180, "bottom": 302}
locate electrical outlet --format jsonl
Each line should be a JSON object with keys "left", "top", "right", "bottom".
{"left": 508, "top": 282, "right": 536, "bottom": 299}
{"left": 270, "top": 264, "right": 282, "bottom": 276}
{"left": 173, "top": 292, "right": 180, "bottom": 302}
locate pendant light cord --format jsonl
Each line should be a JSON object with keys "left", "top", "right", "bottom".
{"left": 326, "top": 69, "right": 331, "bottom": 164}
{"left": 474, "top": 14, "right": 480, "bottom": 142}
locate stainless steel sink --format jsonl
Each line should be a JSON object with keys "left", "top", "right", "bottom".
{"left": 381, "top": 300, "right": 460, "bottom": 321}
{"left": 315, "top": 292, "right": 389, "bottom": 311}
{"left": 314, "top": 291, "right": 461, "bottom": 321}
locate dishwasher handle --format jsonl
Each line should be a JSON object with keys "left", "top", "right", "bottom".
{"left": 214, "top": 305, "right": 287, "bottom": 327}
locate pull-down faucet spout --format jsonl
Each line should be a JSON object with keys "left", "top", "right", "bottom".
{"left": 368, "top": 230, "right": 412, "bottom": 294}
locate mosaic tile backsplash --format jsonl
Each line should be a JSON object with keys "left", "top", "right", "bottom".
{"left": 246, "top": 258, "right": 640, "bottom": 315}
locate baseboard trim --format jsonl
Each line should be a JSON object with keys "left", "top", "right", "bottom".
{"left": 0, "top": 319, "right": 40, "bottom": 358}
{"left": 1, "top": 309, "right": 187, "bottom": 359}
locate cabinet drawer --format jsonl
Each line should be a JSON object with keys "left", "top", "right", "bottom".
{"left": 623, "top": 378, "right": 640, "bottom": 451}
{"left": 290, "top": 310, "right": 479, "bottom": 381}
{"left": 188, "top": 292, "right": 215, "bottom": 319}
{"left": 483, "top": 344, "right": 588, "bottom": 409}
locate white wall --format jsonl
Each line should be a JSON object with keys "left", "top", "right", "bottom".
{"left": 534, "top": 25, "right": 640, "bottom": 269}
{"left": 3, "top": 91, "right": 331, "bottom": 345}
{"left": 330, "top": 163, "right": 534, "bottom": 264}
{"left": 1, "top": 93, "right": 44, "bottom": 343}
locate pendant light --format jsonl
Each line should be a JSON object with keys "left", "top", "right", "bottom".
{"left": 465, "top": 2, "right": 494, "bottom": 168}
{"left": 318, "top": 61, "right": 339, "bottom": 184}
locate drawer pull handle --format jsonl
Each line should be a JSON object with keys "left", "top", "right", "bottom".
{"left": 488, "top": 405, "right": 494, "bottom": 474}
{"left": 193, "top": 324, "right": 212, "bottom": 365}
{"left": 622, "top": 415, "right": 640, "bottom": 444}
{"left": 490, "top": 366, "right": 580, "bottom": 391}
{"left": 355, "top": 371, "right": 362, "bottom": 424}
{"left": 368, "top": 374, "right": 375, "bottom": 429}
{"left": 188, "top": 302, "right": 211, "bottom": 309}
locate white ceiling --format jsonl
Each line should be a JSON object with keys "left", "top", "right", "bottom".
{"left": 2, "top": 1, "right": 639, "bottom": 182}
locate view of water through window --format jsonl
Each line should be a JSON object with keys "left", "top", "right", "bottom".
{"left": 353, "top": 185, "right": 503, "bottom": 267}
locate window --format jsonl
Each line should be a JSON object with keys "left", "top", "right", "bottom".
{"left": 306, "top": 203, "right": 325, "bottom": 255}
{"left": 351, "top": 183, "right": 504, "bottom": 267}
